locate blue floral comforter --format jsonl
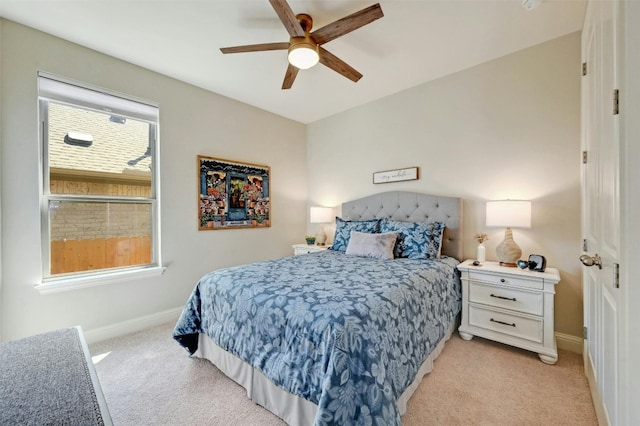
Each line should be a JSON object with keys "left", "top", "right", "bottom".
{"left": 173, "top": 250, "right": 461, "bottom": 425}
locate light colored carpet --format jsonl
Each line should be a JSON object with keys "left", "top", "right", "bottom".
{"left": 90, "top": 323, "right": 597, "bottom": 425}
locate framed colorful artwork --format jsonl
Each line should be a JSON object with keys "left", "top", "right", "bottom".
{"left": 198, "top": 155, "right": 270, "bottom": 230}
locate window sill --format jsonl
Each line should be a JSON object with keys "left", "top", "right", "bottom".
{"left": 35, "top": 266, "right": 167, "bottom": 295}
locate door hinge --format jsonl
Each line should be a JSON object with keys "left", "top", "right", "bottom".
{"left": 583, "top": 326, "right": 588, "bottom": 339}
{"left": 614, "top": 263, "right": 620, "bottom": 289}
{"left": 614, "top": 89, "right": 620, "bottom": 115}
{"left": 582, "top": 151, "right": 588, "bottom": 164}
{"left": 582, "top": 239, "right": 588, "bottom": 252}
{"left": 582, "top": 62, "right": 587, "bottom": 76}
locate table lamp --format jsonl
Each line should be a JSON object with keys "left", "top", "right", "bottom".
{"left": 486, "top": 200, "right": 531, "bottom": 267}
{"left": 310, "top": 207, "right": 333, "bottom": 246}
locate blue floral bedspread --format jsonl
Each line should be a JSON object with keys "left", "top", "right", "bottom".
{"left": 173, "top": 251, "right": 461, "bottom": 425}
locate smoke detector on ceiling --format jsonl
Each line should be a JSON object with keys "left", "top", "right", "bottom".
{"left": 522, "top": 0, "right": 542, "bottom": 10}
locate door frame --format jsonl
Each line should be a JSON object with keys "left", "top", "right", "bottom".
{"left": 618, "top": 2, "right": 640, "bottom": 424}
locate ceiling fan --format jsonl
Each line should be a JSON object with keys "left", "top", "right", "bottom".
{"left": 220, "top": 0, "right": 384, "bottom": 89}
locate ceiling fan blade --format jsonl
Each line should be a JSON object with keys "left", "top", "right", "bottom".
{"left": 282, "top": 64, "right": 299, "bottom": 90}
{"left": 220, "top": 42, "right": 289, "bottom": 54}
{"left": 269, "top": 0, "right": 305, "bottom": 38}
{"left": 318, "top": 47, "right": 362, "bottom": 83}
{"left": 311, "top": 3, "right": 383, "bottom": 45}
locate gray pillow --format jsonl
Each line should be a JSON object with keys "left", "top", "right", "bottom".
{"left": 329, "top": 217, "right": 380, "bottom": 252}
{"left": 345, "top": 231, "right": 398, "bottom": 260}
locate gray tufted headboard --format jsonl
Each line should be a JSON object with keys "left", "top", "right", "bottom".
{"left": 341, "top": 191, "right": 463, "bottom": 260}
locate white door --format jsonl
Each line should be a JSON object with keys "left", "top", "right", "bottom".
{"left": 581, "top": 1, "right": 620, "bottom": 425}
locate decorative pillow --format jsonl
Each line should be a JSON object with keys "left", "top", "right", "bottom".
{"left": 345, "top": 231, "right": 398, "bottom": 260}
{"left": 379, "top": 220, "right": 446, "bottom": 259}
{"left": 329, "top": 217, "right": 380, "bottom": 252}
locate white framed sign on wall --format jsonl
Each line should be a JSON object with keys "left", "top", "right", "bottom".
{"left": 372, "top": 167, "right": 419, "bottom": 184}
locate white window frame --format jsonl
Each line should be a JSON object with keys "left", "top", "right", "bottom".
{"left": 36, "top": 72, "right": 164, "bottom": 293}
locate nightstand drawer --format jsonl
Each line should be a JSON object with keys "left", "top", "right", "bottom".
{"left": 469, "top": 305, "right": 543, "bottom": 344}
{"left": 469, "top": 282, "right": 543, "bottom": 316}
{"left": 292, "top": 244, "right": 328, "bottom": 256}
{"left": 468, "top": 270, "right": 543, "bottom": 290}
{"left": 296, "top": 247, "right": 317, "bottom": 255}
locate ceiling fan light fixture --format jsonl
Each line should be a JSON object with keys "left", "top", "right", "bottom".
{"left": 288, "top": 41, "right": 319, "bottom": 70}
{"left": 219, "top": 1, "right": 384, "bottom": 88}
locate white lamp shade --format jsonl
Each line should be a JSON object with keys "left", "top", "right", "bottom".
{"left": 288, "top": 45, "right": 319, "bottom": 70}
{"left": 310, "top": 207, "right": 333, "bottom": 223}
{"left": 486, "top": 200, "right": 531, "bottom": 228}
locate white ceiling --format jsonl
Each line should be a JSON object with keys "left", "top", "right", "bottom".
{"left": 1, "top": 0, "right": 586, "bottom": 124}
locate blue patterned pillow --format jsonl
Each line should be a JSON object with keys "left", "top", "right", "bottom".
{"left": 379, "top": 220, "right": 446, "bottom": 259}
{"left": 329, "top": 217, "right": 380, "bottom": 252}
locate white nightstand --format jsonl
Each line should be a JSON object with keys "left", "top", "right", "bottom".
{"left": 292, "top": 244, "right": 329, "bottom": 256}
{"left": 456, "top": 260, "right": 560, "bottom": 364}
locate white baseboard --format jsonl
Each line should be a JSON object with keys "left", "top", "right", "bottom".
{"left": 555, "top": 332, "right": 583, "bottom": 354}
{"left": 83, "top": 307, "right": 183, "bottom": 345}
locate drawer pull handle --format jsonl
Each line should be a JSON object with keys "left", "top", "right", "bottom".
{"left": 490, "top": 318, "right": 516, "bottom": 327}
{"left": 490, "top": 293, "right": 516, "bottom": 302}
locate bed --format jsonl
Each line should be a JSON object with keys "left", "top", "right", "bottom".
{"left": 173, "top": 191, "right": 463, "bottom": 425}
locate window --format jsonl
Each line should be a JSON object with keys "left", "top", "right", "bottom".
{"left": 38, "top": 72, "right": 160, "bottom": 285}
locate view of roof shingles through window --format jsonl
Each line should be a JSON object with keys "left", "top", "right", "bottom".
{"left": 48, "top": 103, "right": 151, "bottom": 184}
{"left": 46, "top": 102, "right": 155, "bottom": 275}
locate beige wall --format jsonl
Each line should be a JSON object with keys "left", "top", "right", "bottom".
{"left": 0, "top": 19, "right": 583, "bottom": 343}
{"left": 307, "top": 32, "right": 583, "bottom": 339}
{"left": 0, "top": 20, "right": 307, "bottom": 341}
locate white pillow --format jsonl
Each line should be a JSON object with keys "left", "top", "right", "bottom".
{"left": 345, "top": 231, "right": 398, "bottom": 260}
